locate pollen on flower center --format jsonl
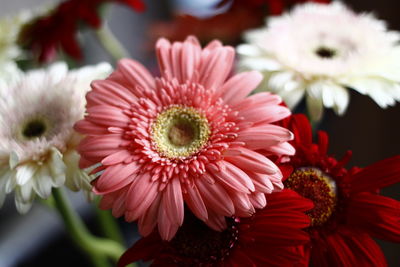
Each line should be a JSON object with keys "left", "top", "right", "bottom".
{"left": 284, "top": 167, "right": 337, "bottom": 226}
{"left": 315, "top": 46, "right": 337, "bottom": 59}
{"left": 151, "top": 106, "right": 210, "bottom": 159}
{"left": 171, "top": 213, "right": 239, "bottom": 264}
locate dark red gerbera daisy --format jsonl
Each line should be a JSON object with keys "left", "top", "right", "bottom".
{"left": 118, "top": 189, "right": 313, "bottom": 267}
{"left": 18, "top": 0, "right": 145, "bottom": 62}
{"left": 280, "top": 114, "right": 400, "bottom": 266}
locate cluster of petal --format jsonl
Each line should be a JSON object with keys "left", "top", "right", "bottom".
{"left": 118, "top": 189, "right": 313, "bottom": 267}
{"left": 238, "top": 2, "right": 400, "bottom": 121}
{"left": 18, "top": 0, "right": 145, "bottom": 62}
{"left": 279, "top": 114, "right": 400, "bottom": 266}
{"left": 0, "top": 62, "right": 112, "bottom": 213}
{"left": 75, "top": 36, "right": 295, "bottom": 240}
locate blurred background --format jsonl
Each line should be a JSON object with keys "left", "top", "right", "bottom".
{"left": 0, "top": 0, "right": 399, "bottom": 266}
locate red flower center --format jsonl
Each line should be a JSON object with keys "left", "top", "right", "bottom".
{"left": 169, "top": 213, "right": 239, "bottom": 264}
{"left": 285, "top": 167, "right": 337, "bottom": 226}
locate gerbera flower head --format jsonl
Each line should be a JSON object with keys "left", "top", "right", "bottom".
{"left": 279, "top": 114, "right": 400, "bottom": 266}
{"left": 0, "top": 62, "right": 112, "bottom": 213}
{"left": 75, "top": 36, "right": 295, "bottom": 240}
{"left": 238, "top": 2, "right": 400, "bottom": 121}
{"left": 117, "top": 189, "right": 313, "bottom": 267}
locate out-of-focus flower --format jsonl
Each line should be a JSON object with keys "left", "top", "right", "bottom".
{"left": 279, "top": 114, "right": 400, "bottom": 266}
{"left": 0, "top": 11, "right": 32, "bottom": 64}
{"left": 238, "top": 2, "right": 400, "bottom": 121}
{"left": 118, "top": 190, "right": 312, "bottom": 267}
{"left": 0, "top": 62, "right": 112, "bottom": 213}
{"left": 151, "top": 0, "right": 328, "bottom": 46}
{"left": 18, "top": 0, "right": 145, "bottom": 62}
{"left": 75, "top": 36, "right": 294, "bottom": 241}
{"left": 216, "top": 0, "right": 330, "bottom": 15}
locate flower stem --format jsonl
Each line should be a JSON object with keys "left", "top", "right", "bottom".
{"left": 52, "top": 188, "right": 126, "bottom": 266}
{"left": 95, "top": 21, "right": 129, "bottom": 62}
{"left": 95, "top": 197, "right": 124, "bottom": 244}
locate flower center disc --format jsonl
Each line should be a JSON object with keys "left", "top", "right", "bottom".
{"left": 315, "top": 46, "right": 337, "bottom": 59}
{"left": 284, "top": 167, "right": 337, "bottom": 226}
{"left": 152, "top": 106, "right": 210, "bottom": 159}
{"left": 21, "top": 117, "right": 49, "bottom": 140}
{"left": 171, "top": 213, "right": 238, "bottom": 264}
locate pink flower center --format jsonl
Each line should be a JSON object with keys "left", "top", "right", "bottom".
{"left": 285, "top": 167, "right": 337, "bottom": 226}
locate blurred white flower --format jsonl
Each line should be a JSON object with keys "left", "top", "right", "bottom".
{"left": 0, "top": 62, "right": 112, "bottom": 213}
{"left": 238, "top": 2, "right": 400, "bottom": 121}
{"left": 0, "top": 11, "right": 32, "bottom": 64}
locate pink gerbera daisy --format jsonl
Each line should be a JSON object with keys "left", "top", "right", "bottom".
{"left": 75, "top": 36, "right": 294, "bottom": 240}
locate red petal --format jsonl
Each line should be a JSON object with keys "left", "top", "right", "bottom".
{"left": 117, "top": 232, "right": 161, "bottom": 267}
{"left": 347, "top": 192, "right": 400, "bottom": 242}
{"left": 349, "top": 155, "right": 400, "bottom": 193}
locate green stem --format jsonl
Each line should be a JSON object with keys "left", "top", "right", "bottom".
{"left": 95, "top": 197, "right": 124, "bottom": 244}
{"left": 52, "top": 188, "right": 126, "bottom": 266}
{"left": 95, "top": 21, "right": 129, "bottom": 62}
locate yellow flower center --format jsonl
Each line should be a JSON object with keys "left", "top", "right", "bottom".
{"left": 152, "top": 106, "right": 210, "bottom": 159}
{"left": 284, "top": 167, "right": 337, "bottom": 227}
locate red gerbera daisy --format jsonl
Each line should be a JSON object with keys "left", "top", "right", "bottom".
{"left": 280, "top": 114, "right": 400, "bottom": 266}
{"left": 18, "top": 0, "right": 145, "bottom": 62}
{"left": 117, "top": 189, "right": 313, "bottom": 267}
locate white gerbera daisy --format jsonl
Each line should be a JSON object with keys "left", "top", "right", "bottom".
{"left": 0, "top": 62, "right": 112, "bottom": 213}
{"left": 0, "top": 11, "right": 32, "bottom": 64}
{"left": 237, "top": 2, "right": 400, "bottom": 121}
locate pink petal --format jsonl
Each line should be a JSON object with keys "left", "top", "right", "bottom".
{"left": 183, "top": 184, "right": 208, "bottom": 221}
{"left": 220, "top": 71, "right": 263, "bottom": 105}
{"left": 205, "top": 210, "right": 227, "bottom": 231}
{"left": 164, "top": 178, "right": 184, "bottom": 226}
{"left": 89, "top": 80, "right": 137, "bottom": 108}
{"left": 208, "top": 161, "right": 255, "bottom": 193}
{"left": 180, "top": 36, "right": 201, "bottom": 81}
{"left": 195, "top": 177, "right": 234, "bottom": 216}
{"left": 74, "top": 120, "right": 108, "bottom": 135}
{"left": 125, "top": 172, "right": 158, "bottom": 220}
{"left": 236, "top": 125, "right": 294, "bottom": 150}
{"left": 157, "top": 199, "right": 180, "bottom": 241}
{"left": 95, "top": 162, "right": 140, "bottom": 194}
{"left": 249, "top": 192, "right": 267, "bottom": 209}
{"left": 101, "top": 150, "right": 133, "bottom": 166}
{"left": 138, "top": 194, "right": 162, "bottom": 236}
{"left": 265, "top": 142, "right": 296, "bottom": 156}
{"left": 233, "top": 92, "right": 282, "bottom": 111}
{"left": 86, "top": 105, "right": 130, "bottom": 128}
{"left": 224, "top": 147, "right": 279, "bottom": 175}
{"left": 238, "top": 104, "right": 291, "bottom": 124}
{"left": 230, "top": 192, "right": 255, "bottom": 217}
{"left": 198, "top": 46, "right": 235, "bottom": 92}
{"left": 117, "top": 59, "right": 155, "bottom": 93}
{"left": 156, "top": 38, "right": 173, "bottom": 80}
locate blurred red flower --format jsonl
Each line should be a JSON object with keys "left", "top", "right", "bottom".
{"left": 18, "top": 0, "right": 145, "bottom": 62}
{"left": 280, "top": 114, "right": 400, "bottom": 266}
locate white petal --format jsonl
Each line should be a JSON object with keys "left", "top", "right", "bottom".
{"left": 280, "top": 86, "right": 306, "bottom": 109}
{"left": 306, "top": 95, "right": 324, "bottom": 122}
{"left": 15, "top": 189, "right": 34, "bottom": 214}
{"left": 16, "top": 163, "right": 37, "bottom": 186}
{"left": 33, "top": 166, "right": 53, "bottom": 199}
{"left": 48, "top": 147, "right": 66, "bottom": 187}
